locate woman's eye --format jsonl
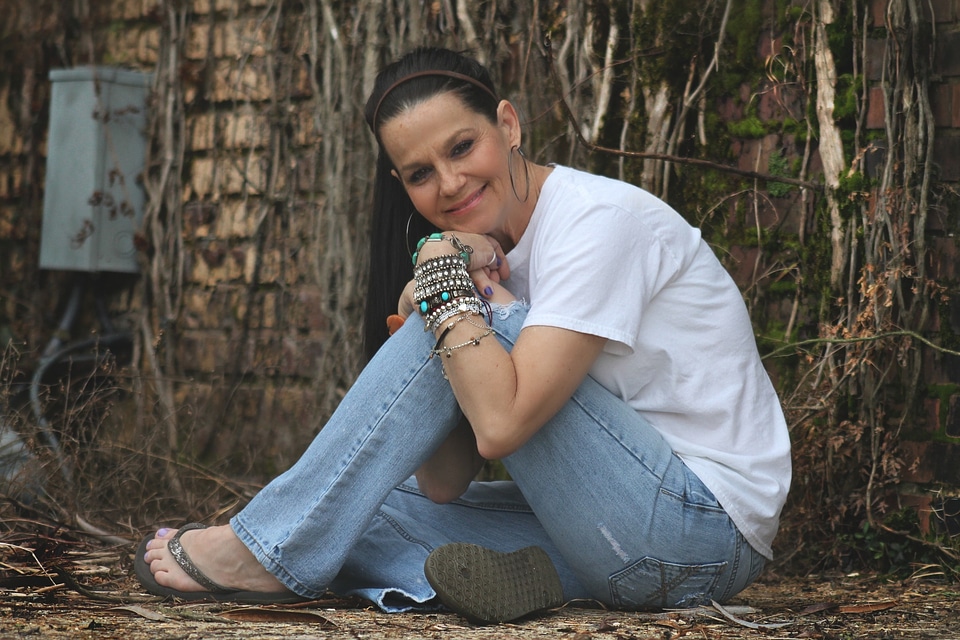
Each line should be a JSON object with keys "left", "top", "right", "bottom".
{"left": 408, "top": 168, "right": 430, "bottom": 184}
{"left": 452, "top": 140, "right": 473, "bottom": 156}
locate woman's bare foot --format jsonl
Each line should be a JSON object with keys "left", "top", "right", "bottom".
{"left": 143, "top": 525, "right": 291, "bottom": 595}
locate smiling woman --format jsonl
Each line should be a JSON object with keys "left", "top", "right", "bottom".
{"left": 379, "top": 95, "right": 534, "bottom": 249}
{"left": 135, "top": 47, "right": 792, "bottom": 627}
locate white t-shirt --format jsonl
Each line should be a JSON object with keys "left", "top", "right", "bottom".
{"left": 506, "top": 165, "right": 791, "bottom": 559}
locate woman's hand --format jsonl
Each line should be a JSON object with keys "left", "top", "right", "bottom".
{"left": 397, "top": 278, "right": 417, "bottom": 320}
{"left": 398, "top": 232, "right": 514, "bottom": 320}
{"left": 414, "top": 232, "right": 510, "bottom": 283}
{"left": 470, "top": 270, "right": 515, "bottom": 305}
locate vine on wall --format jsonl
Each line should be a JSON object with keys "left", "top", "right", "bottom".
{"left": 538, "top": 0, "right": 955, "bottom": 567}
{"left": 0, "top": 0, "right": 956, "bottom": 568}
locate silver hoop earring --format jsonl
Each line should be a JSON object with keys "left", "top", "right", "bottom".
{"left": 508, "top": 146, "right": 531, "bottom": 203}
{"left": 405, "top": 211, "right": 415, "bottom": 260}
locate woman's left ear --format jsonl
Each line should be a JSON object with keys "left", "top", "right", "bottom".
{"left": 497, "top": 100, "right": 522, "bottom": 147}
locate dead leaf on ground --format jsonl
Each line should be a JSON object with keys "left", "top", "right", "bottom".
{"left": 836, "top": 601, "right": 898, "bottom": 614}
{"left": 711, "top": 600, "right": 792, "bottom": 630}
{"left": 109, "top": 605, "right": 168, "bottom": 621}
{"left": 219, "top": 606, "right": 339, "bottom": 626}
{"left": 798, "top": 602, "right": 838, "bottom": 614}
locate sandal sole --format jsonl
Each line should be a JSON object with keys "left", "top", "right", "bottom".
{"left": 424, "top": 543, "right": 563, "bottom": 625}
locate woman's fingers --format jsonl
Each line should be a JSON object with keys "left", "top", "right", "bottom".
{"left": 397, "top": 279, "right": 416, "bottom": 318}
{"left": 471, "top": 271, "right": 515, "bottom": 304}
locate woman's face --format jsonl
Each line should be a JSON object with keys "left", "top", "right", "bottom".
{"left": 379, "top": 92, "right": 522, "bottom": 240}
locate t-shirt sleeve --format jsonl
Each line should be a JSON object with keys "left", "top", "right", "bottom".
{"left": 522, "top": 203, "right": 684, "bottom": 355}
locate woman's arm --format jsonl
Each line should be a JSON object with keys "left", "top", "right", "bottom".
{"left": 444, "top": 306, "right": 606, "bottom": 459}
{"left": 414, "top": 416, "right": 485, "bottom": 503}
{"left": 414, "top": 235, "right": 607, "bottom": 460}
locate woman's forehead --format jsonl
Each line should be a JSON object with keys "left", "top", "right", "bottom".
{"left": 380, "top": 94, "right": 485, "bottom": 149}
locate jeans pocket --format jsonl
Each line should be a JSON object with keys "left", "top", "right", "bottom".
{"left": 608, "top": 557, "right": 727, "bottom": 609}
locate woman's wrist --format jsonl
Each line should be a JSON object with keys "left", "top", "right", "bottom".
{"left": 412, "top": 232, "right": 473, "bottom": 267}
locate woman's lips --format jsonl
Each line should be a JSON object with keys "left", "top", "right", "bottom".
{"left": 445, "top": 185, "right": 486, "bottom": 215}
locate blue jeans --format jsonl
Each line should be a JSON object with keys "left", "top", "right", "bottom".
{"left": 231, "top": 302, "right": 765, "bottom": 611}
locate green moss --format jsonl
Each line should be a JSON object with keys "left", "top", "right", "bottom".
{"left": 768, "top": 279, "right": 798, "bottom": 296}
{"left": 728, "top": 115, "right": 768, "bottom": 138}
{"left": 782, "top": 3, "right": 807, "bottom": 27}
{"left": 781, "top": 117, "right": 804, "bottom": 137}
{"left": 834, "top": 74, "right": 861, "bottom": 122}
{"left": 729, "top": 0, "right": 764, "bottom": 68}
{"left": 826, "top": 12, "right": 856, "bottom": 76}
{"left": 768, "top": 153, "right": 797, "bottom": 198}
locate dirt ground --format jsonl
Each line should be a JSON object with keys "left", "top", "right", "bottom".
{"left": 2, "top": 540, "right": 959, "bottom": 639}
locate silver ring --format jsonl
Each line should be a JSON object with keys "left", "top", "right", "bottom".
{"left": 486, "top": 253, "right": 498, "bottom": 267}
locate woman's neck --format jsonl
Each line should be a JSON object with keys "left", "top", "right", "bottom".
{"left": 493, "top": 163, "right": 552, "bottom": 253}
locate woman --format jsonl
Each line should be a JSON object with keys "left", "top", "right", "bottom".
{"left": 136, "top": 47, "right": 791, "bottom": 625}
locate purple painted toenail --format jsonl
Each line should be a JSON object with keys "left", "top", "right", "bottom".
{"left": 157, "top": 528, "right": 170, "bottom": 537}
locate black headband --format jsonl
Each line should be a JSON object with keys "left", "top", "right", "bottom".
{"left": 372, "top": 70, "right": 500, "bottom": 131}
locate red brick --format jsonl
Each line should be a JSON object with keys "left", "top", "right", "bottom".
{"left": 935, "top": 30, "right": 960, "bottom": 77}
{"left": 868, "top": 0, "right": 887, "bottom": 27}
{"left": 899, "top": 441, "right": 935, "bottom": 484}
{"left": 758, "top": 89, "right": 785, "bottom": 122}
{"left": 737, "top": 139, "right": 760, "bottom": 172}
{"left": 897, "top": 493, "right": 934, "bottom": 534}
{"left": 953, "top": 82, "right": 960, "bottom": 127}
{"left": 727, "top": 245, "right": 759, "bottom": 288}
{"left": 931, "top": 82, "right": 953, "bottom": 127}
{"left": 293, "top": 286, "right": 328, "bottom": 332}
{"left": 758, "top": 33, "right": 781, "bottom": 59}
{"left": 926, "top": 397, "right": 942, "bottom": 435}
{"left": 716, "top": 96, "right": 743, "bottom": 123}
{"left": 863, "top": 39, "right": 886, "bottom": 82}
{"left": 925, "top": 0, "right": 956, "bottom": 22}
{"left": 865, "top": 85, "right": 887, "bottom": 130}
{"left": 933, "top": 130, "right": 960, "bottom": 181}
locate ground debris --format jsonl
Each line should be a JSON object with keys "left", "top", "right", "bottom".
{"left": 1, "top": 542, "right": 959, "bottom": 639}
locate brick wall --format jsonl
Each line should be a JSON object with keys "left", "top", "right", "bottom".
{"left": 160, "top": 0, "right": 332, "bottom": 468}
{"left": 904, "top": 0, "right": 960, "bottom": 525}
{"left": 2, "top": 0, "right": 959, "bottom": 496}
{"left": 0, "top": 0, "right": 335, "bottom": 474}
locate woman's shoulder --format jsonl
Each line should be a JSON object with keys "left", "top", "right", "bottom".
{"left": 543, "top": 166, "right": 671, "bottom": 215}
{"left": 541, "top": 166, "right": 689, "bottom": 233}
{"left": 535, "top": 166, "right": 703, "bottom": 266}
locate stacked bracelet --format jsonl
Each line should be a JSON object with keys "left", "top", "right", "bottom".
{"left": 425, "top": 297, "right": 483, "bottom": 332}
{"left": 430, "top": 327, "right": 495, "bottom": 360}
{"left": 413, "top": 253, "right": 484, "bottom": 331}
{"left": 413, "top": 255, "right": 473, "bottom": 310}
{"left": 432, "top": 312, "right": 490, "bottom": 351}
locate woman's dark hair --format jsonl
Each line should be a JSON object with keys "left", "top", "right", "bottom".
{"left": 362, "top": 48, "right": 500, "bottom": 361}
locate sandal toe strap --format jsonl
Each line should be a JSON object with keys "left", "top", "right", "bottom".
{"left": 167, "top": 523, "right": 236, "bottom": 594}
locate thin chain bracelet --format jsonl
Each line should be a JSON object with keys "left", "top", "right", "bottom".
{"left": 432, "top": 312, "right": 489, "bottom": 352}
{"left": 430, "top": 327, "right": 495, "bottom": 360}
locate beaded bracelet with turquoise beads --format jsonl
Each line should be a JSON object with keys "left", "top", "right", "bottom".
{"left": 414, "top": 277, "right": 474, "bottom": 302}
{"left": 412, "top": 233, "right": 473, "bottom": 266}
{"left": 424, "top": 294, "right": 480, "bottom": 323}
{"left": 416, "top": 288, "right": 476, "bottom": 318}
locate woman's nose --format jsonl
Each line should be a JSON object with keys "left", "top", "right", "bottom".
{"left": 437, "top": 167, "right": 465, "bottom": 196}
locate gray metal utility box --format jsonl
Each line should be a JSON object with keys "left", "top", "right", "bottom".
{"left": 39, "top": 67, "right": 152, "bottom": 273}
